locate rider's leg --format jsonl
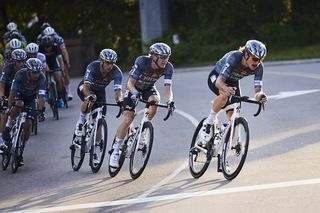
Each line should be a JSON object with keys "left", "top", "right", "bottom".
{"left": 147, "top": 95, "right": 160, "bottom": 121}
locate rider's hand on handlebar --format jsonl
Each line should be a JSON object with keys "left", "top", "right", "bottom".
{"left": 222, "top": 87, "right": 236, "bottom": 96}
{"left": 130, "top": 91, "right": 140, "bottom": 103}
{"left": 255, "top": 92, "right": 268, "bottom": 103}
{"left": 167, "top": 101, "right": 176, "bottom": 112}
{"left": 85, "top": 93, "right": 97, "bottom": 102}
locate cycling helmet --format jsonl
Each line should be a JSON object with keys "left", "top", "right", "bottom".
{"left": 26, "top": 43, "right": 39, "bottom": 54}
{"left": 40, "top": 35, "right": 54, "bottom": 47}
{"left": 11, "top": 49, "right": 27, "bottom": 61}
{"left": 99, "top": 49, "right": 117, "bottom": 63}
{"left": 41, "top": 22, "right": 51, "bottom": 31}
{"left": 7, "top": 22, "right": 17, "bottom": 31}
{"left": 43, "top": 26, "right": 55, "bottom": 36}
{"left": 245, "top": 40, "right": 267, "bottom": 59}
{"left": 9, "top": 38, "right": 22, "bottom": 49}
{"left": 26, "top": 58, "right": 43, "bottom": 73}
{"left": 149, "top": 43, "right": 171, "bottom": 57}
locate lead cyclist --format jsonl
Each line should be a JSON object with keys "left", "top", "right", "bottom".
{"left": 200, "top": 39, "right": 269, "bottom": 146}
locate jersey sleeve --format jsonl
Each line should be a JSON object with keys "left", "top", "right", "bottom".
{"left": 164, "top": 63, "right": 174, "bottom": 86}
{"left": 254, "top": 64, "right": 264, "bottom": 88}
{"left": 219, "top": 53, "right": 238, "bottom": 79}
{"left": 84, "top": 63, "right": 94, "bottom": 84}
{"left": 129, "top": 57, "right": 143, "bottom": 80}
{"left": 113, "top": 68, "right": 123, "bottom": 91}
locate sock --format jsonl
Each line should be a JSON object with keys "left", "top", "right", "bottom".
{"left": 205, "top": 110, "right": 217, "bottom": 124}
{"left": 113, "top": 137, "right": 123, "bottom": 151}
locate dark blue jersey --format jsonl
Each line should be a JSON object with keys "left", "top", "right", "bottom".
{"left": 11, "top": 68, "right": 46, "bottom": 97}
{"left": 129, "top": 56, "right": 174, "bottom": 90}
{"left": 82, "top": 60, "right": 123, "bottom": 92}
{"left": 39, "top": 44, "right": 62, "bottom": 71}
{"left": 214, "top": 50, "right": 264, "bottom": 88}
{"left": 0, "top": 63, "right": 21, "bottom": 96}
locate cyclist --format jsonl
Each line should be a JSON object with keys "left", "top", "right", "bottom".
{"left": 25, "top": 42, "right": 49, "bottom": 73}
{"left": 200, "top": 39, "right": 268, "bottom": 145}
{"left": 74, "top": 48, "right": 123, "bottom": 164}
{"left": 37, "top": 25, "right": 73, "bottom": 100}
{"left": 0, "top": 49, "right": 27, "bottom": 152}
{"left": 109, "top": 42, "right": 176, "bottom": 168}
{"left": 2, "top": 58, "right": 46, "bottom": 166}
{"left": 39, "top": 35, "right": 65, "bottom": 108}
{"left": 3, "top": 22, "right": 27, "bottom": 46}
{"left": 3, "top": 38, "right": 24, "bottom": 65}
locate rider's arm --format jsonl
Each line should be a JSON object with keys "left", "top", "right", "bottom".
{"left": 164, "top": 85, "right": 173, "bottom": 102}
{"left": 82, "top": 83, "right": 91, "bottom": 98}
{"left": 61, "top": 47, "right": 70, "bottom": 68}
{"left": 215, "top": 75, "right": 236, "bottom": 96}
{"left": 57, "top": 55, "right": 65, "bottom": 72}
{"left": 127, "top": 76, "right": 138, "bottom": 95}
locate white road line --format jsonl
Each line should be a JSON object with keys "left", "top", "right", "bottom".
{"left": 10, "top": 178, "right": 320, "bottom": 213}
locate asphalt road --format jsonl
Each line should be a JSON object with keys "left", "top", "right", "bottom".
{"left": 1, "top": 60, "right": 320, "bottom": 213}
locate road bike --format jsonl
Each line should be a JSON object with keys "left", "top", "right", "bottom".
{"left": 189, "top": 95, "right": 264, "bottom": 180}
{"left": 108, "top": 99, "right": 174, "bottom": 179}
{"left": 2, "top": 105, "right": 39, "bottom": 173}
{"left": 70, "top": 101, "right": 121, "bottom": 173}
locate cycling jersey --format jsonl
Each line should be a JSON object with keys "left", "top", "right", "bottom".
{"left": 129, "top": 56, "right": 173, "bottom": 90}
{"left": 39, "top": 44, "right": 63, "bottom": 71}
{"left": 0, "top": 63, "right": 23, "bottom": 97}
{"left": 11, "top": 68, "right": 46, "bottom": 97}
{"left": 82, "top": 60, "right": 123, "bottom": 92}
{"left": 213, "top": 50, "right": 263, "bottom": 88}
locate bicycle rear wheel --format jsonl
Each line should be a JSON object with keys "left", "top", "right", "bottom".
{"left": 221, "top": 117, "right": 249, "bottom": 180}
{"left": 70, "top": 133, "right": 85, "bottom": 171}
{"left": 129, "top": 122, "right": 154, "bottom": 179}
{"left": 189, "top": 118, "right": 213, "bottom": 178}
{"left": 108, "top": 136, "right": 127, "bottom": 177}
{"left": 90, "top": 119, "right": 108, "bottom": 173}
{"left": 11, "top": 124, "right": 26, "bottom": 173}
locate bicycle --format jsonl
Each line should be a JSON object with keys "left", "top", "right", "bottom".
{"left": 189, "top": 95, "right": 264, "bottom": 180}
{"left": 47, "top": 69, "right": 59, "bottom": 120}
{"left": 108, "top": 99, "right": 174, "bottom": 179}
{"left": 70, "top": 101, "right": 122, "bottom": 173}
{"left": 2, "top": 105, "right": 39, "bottom": 173}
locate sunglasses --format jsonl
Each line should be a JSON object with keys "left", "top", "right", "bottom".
{"left": 251, "top": 55, "right": 262, "bottom": 62}
{"left": 157, "top": 55, "right": 169, "bottom": 60}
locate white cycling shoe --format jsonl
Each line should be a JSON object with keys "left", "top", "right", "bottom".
{"left": 198, "top": 121, "right": 213, "bottom": 147}
{"left": 109, "top": 151, "right": 120, "bottom": 168}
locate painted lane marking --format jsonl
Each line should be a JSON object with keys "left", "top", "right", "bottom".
{"left": 10, "top": 178, "right": 320, "bottom": 213}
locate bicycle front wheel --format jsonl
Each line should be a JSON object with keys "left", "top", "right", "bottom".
{"left": 189, "top": 118, "right": 213, "bottom": 178}
{"left": 90, "top": 119, "right": 108, "bottom": 173}
{"left": 70, "top": 133, "right": 85, "bottom": 171}
{"left": 2, "top": 146, "right": 11, "bottom": 171}
{"left": 12, "top": 124, "right": 26, "bottom": 173}
{"left": 129, "top": 122, "right": 154, "bottom": 179}
{"left": 221, "top": 117, "right": 249, "bottom": 180}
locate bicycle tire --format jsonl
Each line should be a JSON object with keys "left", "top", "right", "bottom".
{"left": 70, "top": 133, "right": 85, "bottom": 171}
{"left": 90, "top": 119, "right": 108, "bottom": 173}
{"left": 32, "top": 115, "right": 38, "bottom": 135}
{"left": 49, "top": 82, "right": 59, "bottom": 120}
{"left": 129, "top": 122, "right": 154, "bottom": 179}
{"left": 62, "top": 86, "right": 68, "bottom": 108}
{"left": 2, "top": 147, "right": 11, "bottom": 170}
{"left": 108, "top": 136, "right": 128, "bottom": 177}
{"left": 221, "top": 117, "right": 249, "bottom": 180}
{"left": 189, "top": 118, "right": 213, "bottom": 178}
{"left": 11, "top": 123, "right": 26, "bottom": 173}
